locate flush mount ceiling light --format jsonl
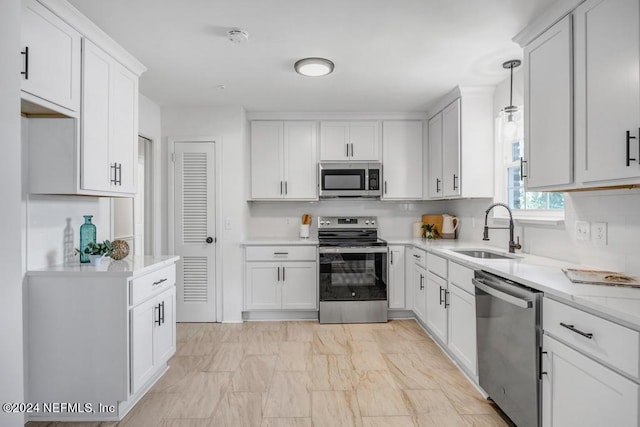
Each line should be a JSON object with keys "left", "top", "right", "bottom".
{"left": 294, "top": 57, "right": 335, "bottom": 77}
{"left": 227, "top": 29, "right": 249, "bottom": 43}
{"left": 502, "top": 59, "right": 521, "bottom": 122}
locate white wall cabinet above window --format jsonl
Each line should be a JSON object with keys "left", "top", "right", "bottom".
{"left": 320, "top": 121, "right": 381, "bottom": 161}
{"left": 427, "top": 87, "right": 494, "bottom": 199}
{"left": 250, "top": 121, "right": 318, "bottom": 200}
{"left": 21, "top": 0, "right": 81, "bottom": 116}
{"left": 381, "top": 120, "right": 423, "bottom": 199}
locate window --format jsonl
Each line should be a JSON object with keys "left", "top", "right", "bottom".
{"left": 497, "top": 109, "right": 564, "bottom": 214}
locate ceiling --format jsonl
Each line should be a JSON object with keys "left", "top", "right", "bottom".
{"left": 67, "top": 0, "right": 555, "bottom": 112}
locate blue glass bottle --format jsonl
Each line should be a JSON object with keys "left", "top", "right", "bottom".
{"left": 79, "top": 215, "right": 96, "bottom": 263}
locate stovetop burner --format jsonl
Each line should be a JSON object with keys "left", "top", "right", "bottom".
{"left": 317, "top": 216, "right": 386, "bottom": 247}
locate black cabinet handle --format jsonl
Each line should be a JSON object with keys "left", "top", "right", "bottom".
{"left": 285, "top": 181, "right": 288, "bottom": 195}
{"left": 110, "top": 163, "right": 117, "bottom": 184}
{"left": 439, "top": 286, "right": 444, "bottom": 305}
{"left": 390, "top": 251, "right": 393, "bottom": 265}
{"left": 444, "top": 290, "right": 450, "bottom": 308}
{"left": 436, "top": 178, "right": 441, "bottom": 193}
{"left": 520, "top": 157, "right": 527, "bottom": 179}
{"left": 21, "top": 46, "right": 29, "bottom": 80}
{"left": 419, "top": 274, "right": 424, "bottom": 290}
{"left": 627, "top": 130, "right": 637, "bottom": 166}
{"left": 345, "top": 143, "right": 349, "bottom": 157}
{"left": 560, "top": 322, "right": 593, "bottom": 339}
{"left": 160, "top": 301, "right": 165, "bottom": 325}
{"left": 282, "top": 266, "right": 285, "bottom": 282}
{"left": 277, "top": 266, "right": 280, "bottom": 282}
{"left": 384, "top": 181, "right": 388, "bottom": 195}
{"left": 351, "top": 143, "right": 354, "bottom": 157}
{"left": 152, "top": 278, "right": 167, "bottom": 286}
{"left": 154, "top": 304, "right": 161, "bottom": 326}
{"left": 452, "top": 174, "right": 458, "bottom": 191}
{"left": 280, "top": 181, "right": 283, "bottom": 195}
{"left": 117, "top": 163, "right": 122, "bottom": 185}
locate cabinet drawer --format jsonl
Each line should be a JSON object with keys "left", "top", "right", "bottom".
{"left": 245, "top": 245, "right": 317, "bottom": 261}
{"left": 411, "top": 247, "right": 427, "bottom": 269}
{"left": 130, "top": 265, "right": 176, "bottom": 306}
{"left": 427, "top": 253, "right": 447, "bottom": 279}
{"left": 448, "top": 261, "right": 474, "bottom": 295}
{"left": 543, "top": 298, "right": 640, "bottom": 379}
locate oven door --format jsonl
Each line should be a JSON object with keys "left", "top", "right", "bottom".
{"left": 319, "top": 247, "right": 388, "bottom": 301}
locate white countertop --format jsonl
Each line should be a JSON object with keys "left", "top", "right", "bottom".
{"left": 242, "top": 237, "right": 319, "bottom": 246}
{"left": 400, "top": 238, "right": 640, "bottom": 331}
{"left": 27, "top": 255, "right": 180, "bottom": 277}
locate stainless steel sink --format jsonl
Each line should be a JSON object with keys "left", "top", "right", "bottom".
{"left": 452, "top": 249, "right": 516, "bottom": 259}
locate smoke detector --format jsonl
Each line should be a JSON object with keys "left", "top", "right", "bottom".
{"left": 227, "top": 29, "right": 249, "bottom": 43}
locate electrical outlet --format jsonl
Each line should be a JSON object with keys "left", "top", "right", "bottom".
{"left": 576, "top": 221, "right": 590, "bottom": 242}
{"left": 592, "top": 222, "right": 608, "bottom": 246}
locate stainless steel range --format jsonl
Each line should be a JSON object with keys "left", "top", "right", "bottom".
{"left": 318, "top": 216, "right": 388, "bottom": 324}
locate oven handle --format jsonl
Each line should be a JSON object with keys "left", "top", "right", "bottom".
{"left": 472, "top": 278, "right": 532, "bottom": 309}
{"left": 319, "top": 247, "right": 388, "bottom": 254}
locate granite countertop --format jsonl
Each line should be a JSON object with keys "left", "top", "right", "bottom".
{"left": 27, "top": 255, "right": 180, "bottom": 277}
{"left": 394, "top": 237, "right": 640, "bottom": 331}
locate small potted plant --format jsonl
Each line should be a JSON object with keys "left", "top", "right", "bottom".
{"left": 83, "top": 240, "right": 113, "bottom": 266}
{"left": 422, "top": 224, "right": 439, "bottom": 240}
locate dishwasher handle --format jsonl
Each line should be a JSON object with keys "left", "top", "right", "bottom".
{"left": 472, "top": 278, "right": 532, "bottom": 309}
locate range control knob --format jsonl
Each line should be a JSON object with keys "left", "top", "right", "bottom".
{"left": 326, "top": 221, "right": 331, "bottom": 226}
{"left": 351, "top": 292, "right": 356, "bottom": 297}
{"left": 365, "top": 220, "right": 370, "bottom": 225}
{"left": 319, "top": 221, "right": 325, "bottom": 226}
{"left": 371, "top": 220, "right": 376, "bottom": 225}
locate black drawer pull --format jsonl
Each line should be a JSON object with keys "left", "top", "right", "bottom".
{"left": 560, "top": 322, "right": 593, "bottom": 339}
{"left": 626, "top": 130, "right": 637, "bottom": 166}
{"left": 152, "top": 278, "right": 167, "bottom": 286}
{"left": 21, "top": 46, "right": 29, "bottom": 80}
{"left": 273, "top": 252, "right": 289, "bottom": 255}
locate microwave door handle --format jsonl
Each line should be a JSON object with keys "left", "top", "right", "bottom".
{"left": 472, "top": 279, "right": 532, "bottom": 309}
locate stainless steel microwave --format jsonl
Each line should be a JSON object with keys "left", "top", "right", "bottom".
{"left": 319, "top": 162, "right": 381, "bottom": 198}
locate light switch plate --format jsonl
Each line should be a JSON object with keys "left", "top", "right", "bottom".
{"left": 576, "top": 221, "right": 590, "bottom": 241}
{"left": 592, "top": 222, "right": 607, "bottom": 246}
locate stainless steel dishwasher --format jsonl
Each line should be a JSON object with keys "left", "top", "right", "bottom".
{"left": 473, "top": 270, "right": 542, "bottom": 427}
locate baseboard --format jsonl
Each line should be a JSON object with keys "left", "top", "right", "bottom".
{"left": 242, "top": 310, "right": 319, "bottom": 321}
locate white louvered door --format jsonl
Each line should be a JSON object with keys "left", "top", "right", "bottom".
{"left": 172, "top": 141, "right": 216, "bottom": 322}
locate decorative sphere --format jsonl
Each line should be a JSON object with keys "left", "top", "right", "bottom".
{"left": 110, "top": 239, "right": 130, "bottom": 260}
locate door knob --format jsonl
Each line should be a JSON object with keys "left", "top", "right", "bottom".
{"left": 206, "top": 237, "right": 214, "bottom": 244}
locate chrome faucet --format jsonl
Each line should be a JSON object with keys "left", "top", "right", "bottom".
{"left": 483, "top": 202, "right": 522, "bottom": 253}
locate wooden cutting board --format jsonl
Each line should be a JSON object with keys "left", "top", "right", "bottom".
{"left": 563, "top": 268, "right": 640, "bottom": 287}
{"left": 422, "top": 214, "right": 443, "bottom": 238}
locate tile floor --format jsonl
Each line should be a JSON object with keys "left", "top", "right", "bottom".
{"left": 28, "top": 319, "right": 512, "bottom": 426}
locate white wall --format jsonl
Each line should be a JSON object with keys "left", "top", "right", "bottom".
{"left": 0, "top": 1, "right": 25, "bottom": 425}
{"left": 161, "top": 106, "right": 248, "bottom": 322}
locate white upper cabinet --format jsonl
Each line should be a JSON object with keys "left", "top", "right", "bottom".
{"left": 524, "top": 15, "right": 573, "bottom": 190}
{"left": 320, "top": 121, "right": 381, "bottom": 161}
{"left": 574, "top": 0, "right": 640, "bottom": 185}
{"left": 82, "top": 39, "right": 139, "bottom": 195}
{"left": 382, "top": 120, "right": 423, "bottom": 199}
{"left": 21, "top": 0, "right": 81, "bottom": 115}
{"left": 426, "top": 87, "right": 493, "bottom": 199}
{"left": 250, "top": 121, "right": 318, "bottom": 200}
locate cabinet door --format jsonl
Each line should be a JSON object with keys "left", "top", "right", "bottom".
{"left": 425, "top": 272, "right": 447, "bottom": 343}
{"left": 350, "top": 121, "right": 380, "bottom": 161}
{"left": 21, "top": 0, "right": 81, "bottom": 113}
{"left": 320, "top": 121, "right": 350, "bottom": 161}
{"left": 427, "top": 113, "right": 443, "bottom": 198}
{"left": 284, "top": 121, "right": 318, "bottom": 200}
{"left": 412, "top": 264, "right": 426, "bottom": 321}
{"left": 251, "top": 121, "right": 284, "bottom": 199}
{"left": 542, "top": 335, "right": 640, "bottom": 427}
{"left": 442, "top": 99, "right": 461, "bottom": 197}
{"left": 281, "top": 261, "right": 317, "bottom": 310}
{"left": 245, "top": 262, "right": 281, "bottom": 310}
{"left": 130, "top": 296, "right": 155, "bottom": 395}
{"left": 447, "top": 284, "right": 477, "bottom": 377}
{"left": 574, "top": 0, "right": 640, "bottom": 184}
{"left": 153, "top": 287, "right": 176, "bottom": 367}
{"left": 81, "top": 39, "right": 111, "bottom": 192}
{"left": 388, "top": 246, "right": 406, "bottom": 309}
{"left": 109, "top": 64, "right": 138, "bottom": 194}
{"left": 382, "top": 121, "right": 423, "bottom": 199}
{"left": 524, "top": 16, "right": 573, "bottom": 189}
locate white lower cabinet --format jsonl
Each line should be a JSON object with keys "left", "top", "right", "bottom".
{"left": 447, "top": 281, "right": 477, "bottom": 377}
{"left": 388, "top": 245, "right": 406, "bottom": 309}
{"left": 26, "top": 258, "right": 178, "bottom": 422}
{"left": 411, "top": 248, "right": 427, "bottom": 321}
{"left": 244, "top": 245, "right": 317, "bottom": 311}
{"left": 425, "top": 271, "right": 447, "bottom": 343}
{"left": 542, "top": 334, "right": 640, "bottom": 427}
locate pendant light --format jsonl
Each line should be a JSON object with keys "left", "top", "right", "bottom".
{"left": 502, "top": 59, "right": 521, "bottom": 139}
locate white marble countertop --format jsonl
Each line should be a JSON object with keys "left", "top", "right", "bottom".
{"left": 26, "top": 255, "right": 180, "bottom": 277}
{"left": 395, "top": 238, "right": 640, "bottom": 331}
{"left": 242, "top": 237, "right": 319, "bottom": 246}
